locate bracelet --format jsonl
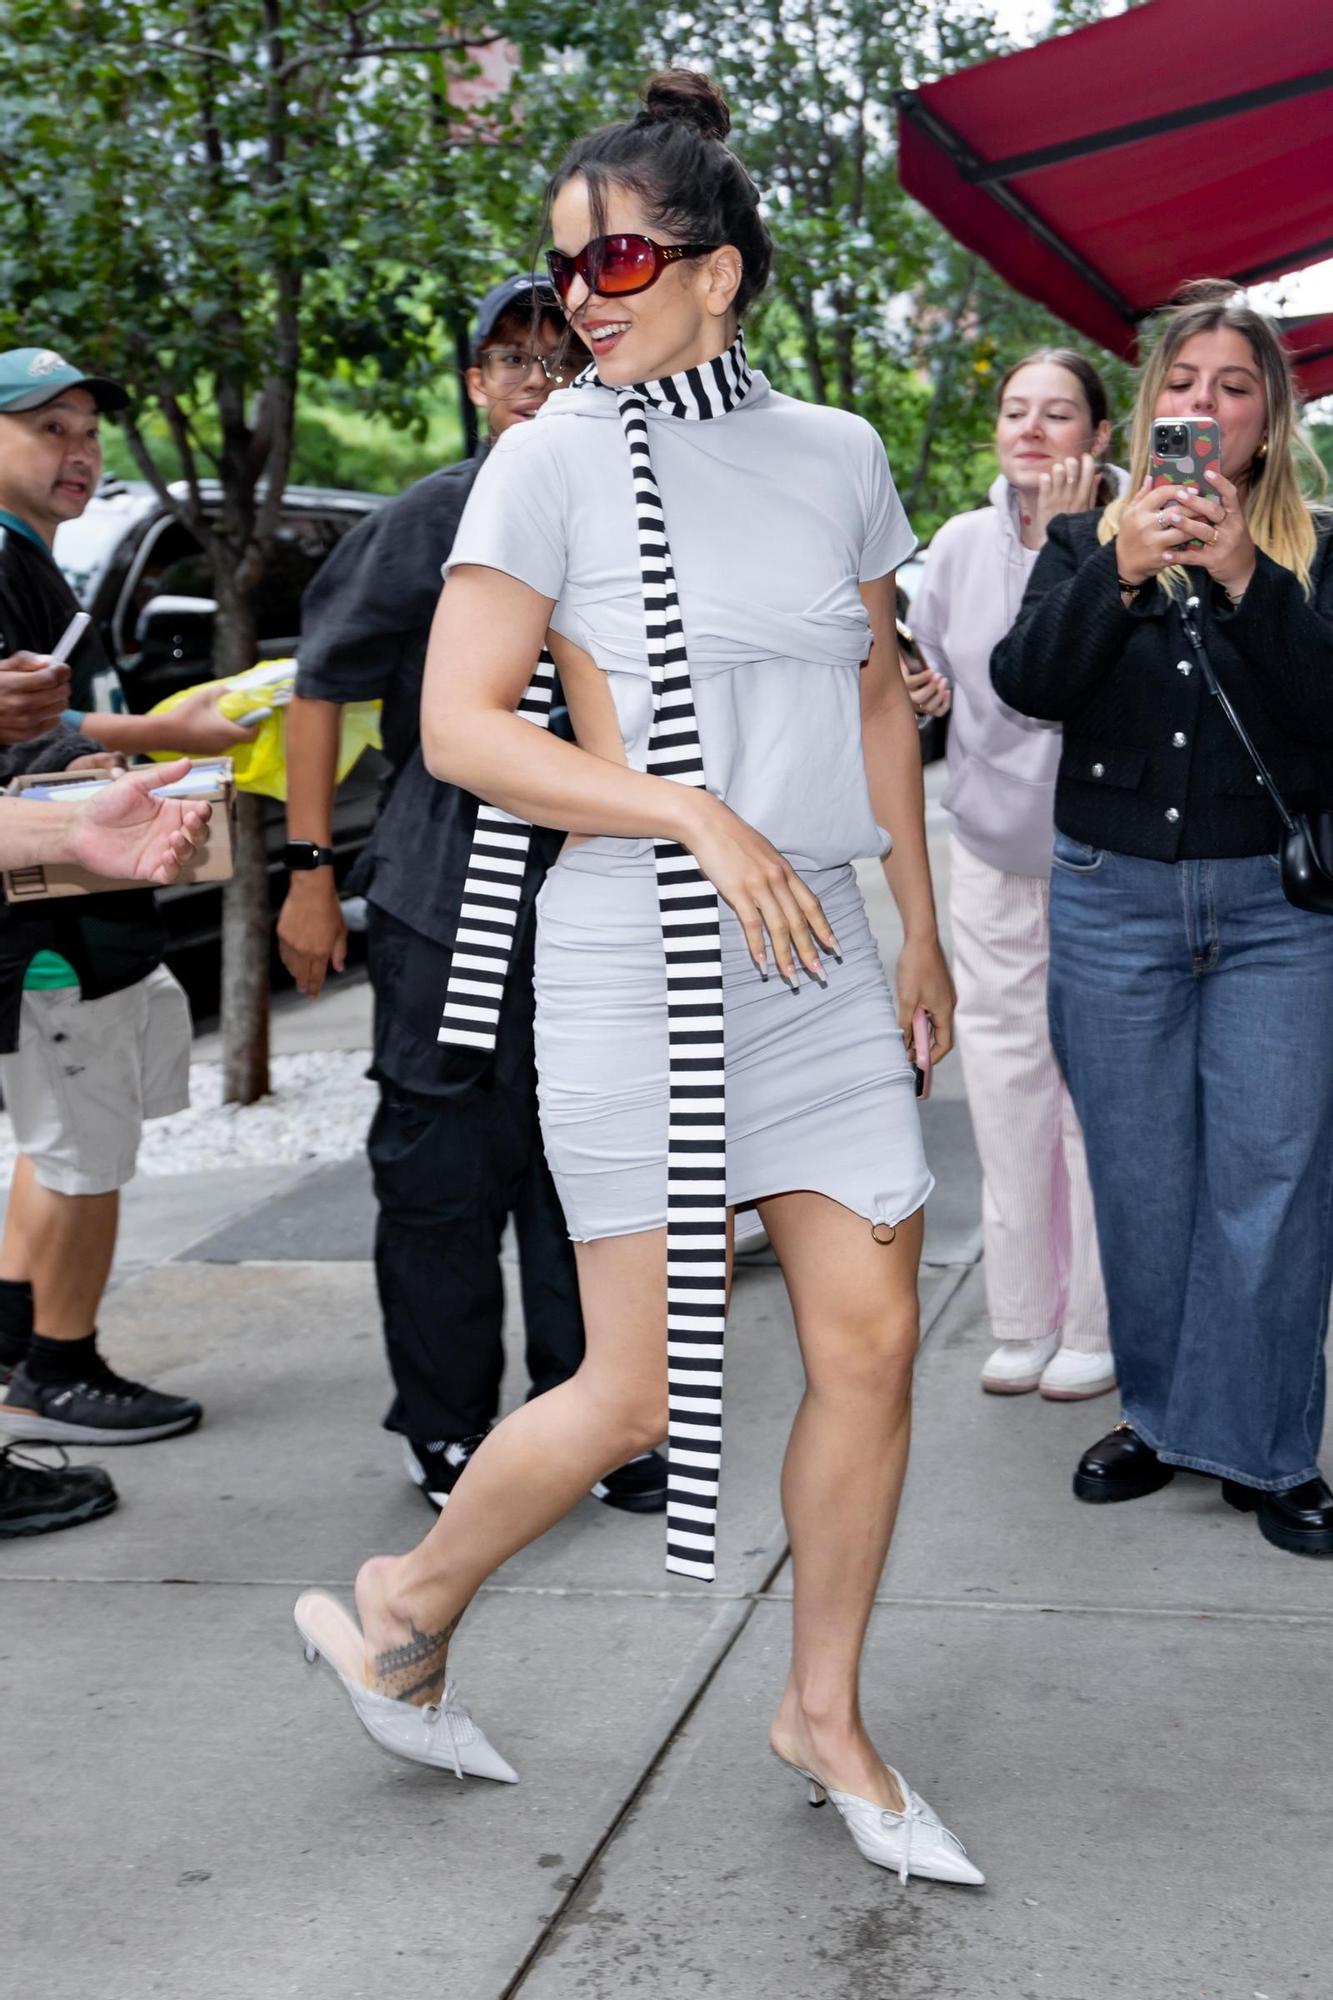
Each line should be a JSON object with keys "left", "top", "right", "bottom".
{"left": 1116, "top": 575, "right": 1144, "bottom": 594}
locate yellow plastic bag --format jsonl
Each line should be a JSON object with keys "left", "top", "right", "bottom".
{"left": 148, "top": 659, "right": 382, "bottom": 802}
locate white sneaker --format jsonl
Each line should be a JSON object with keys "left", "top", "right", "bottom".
{"left": 1039, "top": 1346, "right": 1117, "bottom": 1401}
{"left": 980, "top": 1333, "right": 1059, "bottom": 1395}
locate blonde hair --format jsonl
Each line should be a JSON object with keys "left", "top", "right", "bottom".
{"left": 1098, "top": 280, "right": 1325, "bottom": 593}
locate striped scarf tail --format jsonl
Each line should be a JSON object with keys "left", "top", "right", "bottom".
{"left": 438, "top": 647, "right": 557, "bottom": 1051}
{"left": 618, "top": 383, "right": 728, "bottom": 1581}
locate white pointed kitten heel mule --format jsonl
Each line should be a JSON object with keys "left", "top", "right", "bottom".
{"left": 293, "top": 1590, "right": 518, "bottom": 1783}
{"left": 774, "top": 1753, "right": 985, "bottom": 1887}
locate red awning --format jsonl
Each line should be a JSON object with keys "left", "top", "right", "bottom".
{"left": 897, "top": 0, "right": 1333, "bottom": 398}
{"left": 1280, "top": 314, "right": 1333, "bottom": 402}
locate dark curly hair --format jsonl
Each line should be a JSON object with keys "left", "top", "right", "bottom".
{"left": 547, "top": 69, "right": 772, "bottom": 319}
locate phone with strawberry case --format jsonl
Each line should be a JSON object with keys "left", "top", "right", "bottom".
{"left": 1150, "top": 418, "right": 1221, "bottom": 546}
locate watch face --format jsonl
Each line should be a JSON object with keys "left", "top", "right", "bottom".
{"left": 283, "top": 842, "right": 329, "bottom": 870}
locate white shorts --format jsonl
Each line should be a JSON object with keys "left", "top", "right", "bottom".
{"left": 0, "top": 965, "right": 192, "bottom": 1195}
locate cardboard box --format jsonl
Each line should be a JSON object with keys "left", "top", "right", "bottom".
{"left": 1, "top": 759, "right": 236, "bottom": 901}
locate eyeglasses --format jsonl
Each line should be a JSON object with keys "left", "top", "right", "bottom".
{"left": 545, "top": 234, "right": 719, "bottom": 304}
{"left": 477, "top": 348, "right": 577, "bottom": 393}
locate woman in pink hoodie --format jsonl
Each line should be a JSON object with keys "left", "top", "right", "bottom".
{"left": 909, "top": 352, "right": 1119, "bottom": 1400}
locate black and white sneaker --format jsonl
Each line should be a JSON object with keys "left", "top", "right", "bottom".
{"left": 402, "top": 1432, "right": 488, "bottom": 1510}
{"left": 0, "top": 1443, "right": 117, "bottom": 1537}
{"left": 592, "top": 1449, "right": 668, "bottom": 1514}
{"left": 0, "top": 1361, "right": 202, "bottom": 1446}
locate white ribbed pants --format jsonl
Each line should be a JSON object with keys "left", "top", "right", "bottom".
{"left": 949, "top": 837, "right": 1109, "bottom": 1354}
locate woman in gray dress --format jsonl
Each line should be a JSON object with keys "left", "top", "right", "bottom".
{"left": 295, "top": 69, "right": 980, "bottom": 1888}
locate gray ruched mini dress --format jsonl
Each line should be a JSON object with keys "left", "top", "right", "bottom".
{"left": 445, "top": 370, "right": 933, "bottom": 1241}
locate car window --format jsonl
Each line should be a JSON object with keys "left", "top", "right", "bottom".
{"left": 113, "top": 517, "right": 210, "bottom": 657}
{"left": 254, "top": 519, "right": 347, "bottom": 647}
{"left": 115, "top": 511, "right": 359, "bottom": 659}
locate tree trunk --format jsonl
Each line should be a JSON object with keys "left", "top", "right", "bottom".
{"left": 212, "top": 578, "right": 271, "bottom": 1105}
{"left": 903, "top": 260, "right": 978, "bottom": 516}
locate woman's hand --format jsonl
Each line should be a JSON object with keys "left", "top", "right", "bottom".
{"left": 895, "top": 934, "right": 955, "bottom": 1063}
{"left": 1113, "top": 477, "right": 1202, "bottom": 586}
{"left": 68, "top": 759, "right": 211, "bottom": 885}
{"left": 682, "top": 794, "right": 838, "bottom": 986}
{"left": 1159, "top": 467, "right": 1257, "bottom": 598}
{"left": 901, "top": 658, "right": 952, "bottom": 719}
{"left": 1033, "top": 452, "right": 1102, "bottom": 542}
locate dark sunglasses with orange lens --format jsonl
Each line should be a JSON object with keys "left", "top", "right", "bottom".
{"left": 545, "top": 233, "right": 719, "bottom": 303}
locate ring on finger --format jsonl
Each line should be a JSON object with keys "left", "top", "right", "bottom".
{"left": 1211, "top": 525, "right": 1220, "bottom": 545}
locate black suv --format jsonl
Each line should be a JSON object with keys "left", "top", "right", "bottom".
{"left": 53, "top": 477, "right": 387, "bottom": 958}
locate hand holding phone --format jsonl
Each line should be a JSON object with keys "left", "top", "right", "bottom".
{"left": 912, "top": 1005, "right": 932, "bottom": 1101}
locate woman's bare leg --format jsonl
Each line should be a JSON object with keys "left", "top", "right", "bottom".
{"left": 762, "top": 1191, "right": 924, "bottom": 1812}
{"left": 356, "top": 1226, "right": 671, "bottom": 1701}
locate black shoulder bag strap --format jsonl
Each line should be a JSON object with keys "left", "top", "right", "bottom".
{"left": 1178, "top": 593, "right": 1333, "bottom": 914}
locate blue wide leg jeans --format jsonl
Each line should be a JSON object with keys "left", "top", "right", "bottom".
{"left": 1047, "top": 833, "right": 1333, "bottom": 1491}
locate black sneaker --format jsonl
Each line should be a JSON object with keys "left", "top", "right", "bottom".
{"left": 0, "top": 1443, "right": 117, "bottom": 1537}
{"left": 0, "top": 1361, "right": 203, "bottom": 1446}
{"left": 592, "top": 1449, "right": 668, "bottom": 1514}
{"left": 402, "top": 1432, "right": 488, "bottom": 1510}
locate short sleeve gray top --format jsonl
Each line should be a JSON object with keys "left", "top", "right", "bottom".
{"left": 444, "top": 371, "right": 916, "bottom": 872}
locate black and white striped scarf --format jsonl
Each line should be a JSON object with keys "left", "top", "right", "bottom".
{"left": 440, "top": 333, "right": 755, "bottom": 1581}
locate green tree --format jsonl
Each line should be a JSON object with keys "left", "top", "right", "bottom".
{"left": 0, "top": 0, "right": 592, "bottom": 1100}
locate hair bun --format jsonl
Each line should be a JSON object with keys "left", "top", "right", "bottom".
{"left": 1171, "top": 276, "right": 1246, "bottom": 309}
{"left": 639, "top": 68, "right": 731, "bottom": 141}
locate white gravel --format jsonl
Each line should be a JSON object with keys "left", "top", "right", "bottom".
{"left": 0, "top": 1049, "right": 377, "bottom": 1179}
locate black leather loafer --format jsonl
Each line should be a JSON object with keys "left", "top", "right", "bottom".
{"left": 1073, "top": 1421, "right": 1175, "bottom": 1504}
{"left": 1221, "top": 1475, "right": 1333, "bottom": 1556}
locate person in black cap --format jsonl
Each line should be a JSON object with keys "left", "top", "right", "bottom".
{"left": 279, "top": 275, "right": 667, "bottom": 1515}
{"left": 0, "top": 347, "right": 246, "bottom": 1538}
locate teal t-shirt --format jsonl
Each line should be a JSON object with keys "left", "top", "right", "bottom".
{"left": 24, "top": 949, "right": 80, "bottom": 991}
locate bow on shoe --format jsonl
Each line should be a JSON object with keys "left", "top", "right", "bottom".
{"left": 422, "top": 1681, "right": 469, "bottom": 1781}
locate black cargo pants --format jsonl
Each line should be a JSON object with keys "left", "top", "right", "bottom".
{"left": 365, "top": 904, "right": 585, "bottom": 1444}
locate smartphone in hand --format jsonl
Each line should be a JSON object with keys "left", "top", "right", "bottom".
{"left": 49, "top": 611, "right": 91, "bottom": 666}
{"left": 912, "top": 1005, "right": 932, "bottom": 1101}
{"left": 1150, "top": 419, "right": 1221, "bottom": 547}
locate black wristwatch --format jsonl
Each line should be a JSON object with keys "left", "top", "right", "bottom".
{"left": 282, "top": 841, "right": 335, "bottom": 872}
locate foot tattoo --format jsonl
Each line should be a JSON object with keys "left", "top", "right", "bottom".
{"left": 372, "top": 1614, "right": 460, "bottom": 1703}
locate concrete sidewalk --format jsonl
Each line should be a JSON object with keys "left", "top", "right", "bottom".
{"left": 2, "top": 793, "right": 1327, "bottom": 2000}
